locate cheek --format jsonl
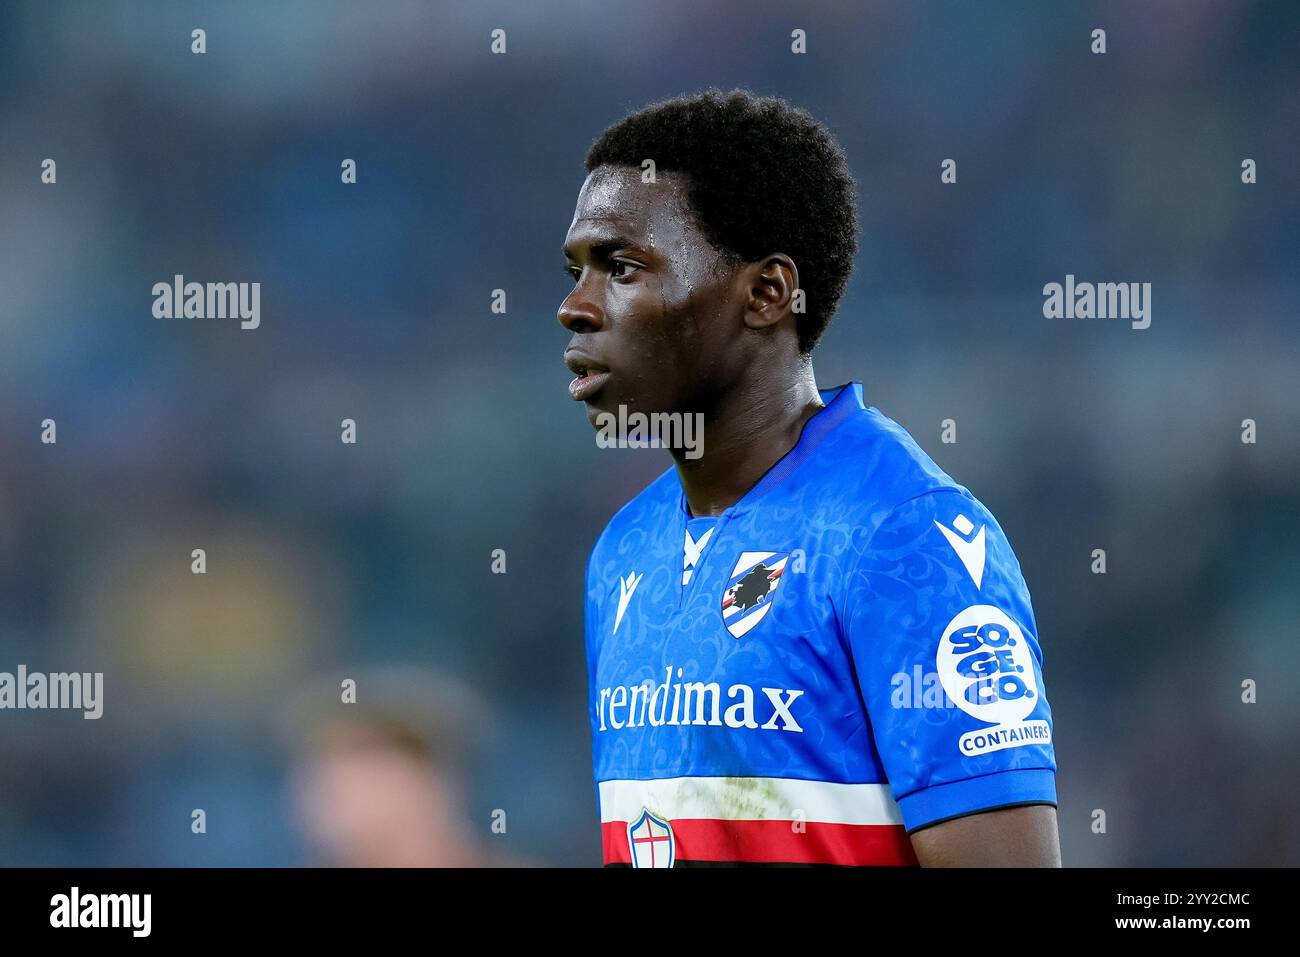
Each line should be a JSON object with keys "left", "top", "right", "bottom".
{"left": 636, "top": 316, "right": 698, "bottom": 385}
{"left": 612, "top": 280, "right": 691, "bottom": 367}
{"left": 650, "top": 272, "right": 715, "bottom": 344}
{"left": 609, "top": 269, "right": 722, "bottom": 402}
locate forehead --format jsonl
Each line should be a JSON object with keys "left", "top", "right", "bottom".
{"left": 563, "top": 165, "right": 700, "bottom": 251}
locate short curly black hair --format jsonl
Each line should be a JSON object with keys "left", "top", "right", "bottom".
{"left": 585, "top": 88, "right": 859, "bottom": 355}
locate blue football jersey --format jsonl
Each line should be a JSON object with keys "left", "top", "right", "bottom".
{"left": 585, "top": 381, "right": 1057, "bottom": 866}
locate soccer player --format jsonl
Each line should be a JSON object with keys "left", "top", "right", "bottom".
{"left": 559, "top": 89, "right": 1060, "bottom": 867}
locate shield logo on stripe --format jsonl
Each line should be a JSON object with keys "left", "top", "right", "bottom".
{"left": 627, "top": 807, "right": 675, "bottom": 868}
{"left": 721, "top": 550, "right": 790, "bottom": 639}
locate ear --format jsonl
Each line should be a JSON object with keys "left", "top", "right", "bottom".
{"left": 742, "top": 254, "right": 799, "bottom": 332}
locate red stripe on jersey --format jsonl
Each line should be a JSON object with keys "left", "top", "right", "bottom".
{"left": 602, "top": 818, "right": 918, "bottom": 866}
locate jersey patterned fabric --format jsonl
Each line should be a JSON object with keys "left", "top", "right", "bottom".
{"left": 585, "top": 381, "right": 1057, "bottom": 867}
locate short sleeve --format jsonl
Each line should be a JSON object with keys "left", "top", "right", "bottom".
{"left": 584, "top": 545, "right": 601, "bottom": 737}
{"left": 842, "top": 488, "right": 1058, "bottom": 834}
{"left": 584, "top": 544, "right": 606, "bottom": 816}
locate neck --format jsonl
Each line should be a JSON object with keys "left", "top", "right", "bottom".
{"left": 673, "top": 359, "right": 823, "bottom": 517}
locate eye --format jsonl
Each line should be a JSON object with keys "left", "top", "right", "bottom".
{"left": 610, "top": 260, "right": 638, "bottom": 279}
{"left": 565, "top": 265, "right": 581, "bottom": 282}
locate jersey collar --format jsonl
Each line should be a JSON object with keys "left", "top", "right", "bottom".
{"left": 677, "top": 380, "right": 865, "bottom": 520}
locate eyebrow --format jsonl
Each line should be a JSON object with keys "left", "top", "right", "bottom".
{"left": 562, "top": 234, "right": 642, "bottom": 261}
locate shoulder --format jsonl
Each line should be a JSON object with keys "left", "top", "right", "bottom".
{"left": 585, "top": 463, "right": 679, "bottom": 581}
{"left": 814, "top": 403, "right": 976, "bottom": 531}
{"left": 820, "top": 406, "right": 1028, "bottom": 596}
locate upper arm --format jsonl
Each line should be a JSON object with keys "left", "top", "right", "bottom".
{"left": 841, "top": 488, "right": 1060, "bottom": 847}
{"left": 910, "top": 803, "right": 1061, "bottom": 866}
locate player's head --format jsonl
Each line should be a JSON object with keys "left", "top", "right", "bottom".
{"left": 279, "top": 666, "right": 493, "bottom": 867}
{"left": 559, "top": 88, "right": 859, "bottom": 426}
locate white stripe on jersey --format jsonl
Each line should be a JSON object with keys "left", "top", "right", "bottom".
{"left": 682, "top": 525, "right": 715, "bottom": 585}
{"left": 599, "top": 775, "right": 904, "bottom": 826}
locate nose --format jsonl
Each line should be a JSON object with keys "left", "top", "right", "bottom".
{"left": 557, "top": 277, "right": 604, "bottom": 334}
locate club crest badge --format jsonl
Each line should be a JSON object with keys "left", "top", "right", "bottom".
{"left": 627, "top": 807, "right": 675, "bottom": 868}
{"left": 720, "top": 551, "right": 789, "bottom": 638}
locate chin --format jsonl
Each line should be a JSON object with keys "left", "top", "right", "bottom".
{"left": 582, "top": 389, "right": 622, "bottom": 427}
{"left": 584, "top": 398, "right": 611, "bottom": 428}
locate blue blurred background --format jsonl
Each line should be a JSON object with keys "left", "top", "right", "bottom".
{"left": 0, "top": 0, "right": 1297, "bottom": 866}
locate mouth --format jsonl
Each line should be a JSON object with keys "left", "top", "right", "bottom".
{"left": 564, "top": 351, "right": 612, "bottom": 402}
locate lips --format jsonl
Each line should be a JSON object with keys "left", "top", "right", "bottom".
{"left": 564, "top": 350, "right": 611, "bottom": 402}
{"left": 568, "top": 370, "right": 611, "bottom": 401}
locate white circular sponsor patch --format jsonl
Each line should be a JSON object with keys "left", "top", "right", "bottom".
{"left": 936, "top": 604, "right": 1038, "bottom": 725}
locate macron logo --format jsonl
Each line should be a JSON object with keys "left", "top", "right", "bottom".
{"left": 934, "top": 514, "right": 987, "bottom": 589}
{"left": 614, "top": 571, "right": 643, "bottom": 636}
